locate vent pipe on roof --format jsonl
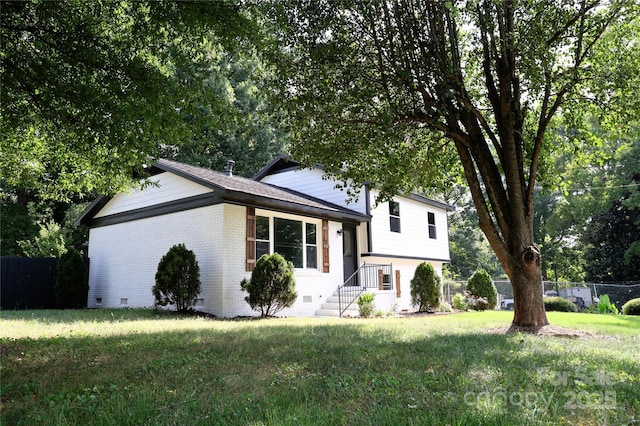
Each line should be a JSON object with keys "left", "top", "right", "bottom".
{"left": 225, "top": 160, "right": 235, "bottom": 176}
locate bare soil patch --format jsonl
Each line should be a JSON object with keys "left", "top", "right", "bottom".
{"left": 488, "top": 324, "right": 604, "bottom": 339}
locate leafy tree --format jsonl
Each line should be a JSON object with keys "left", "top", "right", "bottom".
{"left": 444, "top": 187, "right": 505, "bottom": 280}
{"left": 1, "top": 0, "right": 253, "bottom": 201}
{"left": 18, "top": 221, "right": 66, "bottom": 258}
{"left": 583, "top": 198, "right": 640, "bottom": 282}
{"left": 534, "top": 121, "right": 640, "bottom": 282}
{"left": 153, "top": 244, "right": 201, "bottom": 313}
{"left": 0, "top": 192, "right": 38, "bottom": 256}
{"left": 161, "top": 44, "right": 289, "bottom": 178}
{"left": 241, "top": 253, "right": 297, "bottom": 317}
{"left": 466, "top": 269, "right": 498, "bottom": 311}
{"left": 54, "top": 248, "right": 88, "bottom": 308}
{"left": 410, "top": 262, "right": 442, "bottom": 311}
{"left": 264, "top": 0, "right": 638, "bottom": 327}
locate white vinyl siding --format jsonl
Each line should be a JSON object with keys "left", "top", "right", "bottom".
{"left": 94, "top": 172, "right": 212, "bottom": 218}
{"left": 368, "top": 190, "right": 450, "bottom": 261}
{"left": 259, "top": 168, "right": 368, "bottom": 214}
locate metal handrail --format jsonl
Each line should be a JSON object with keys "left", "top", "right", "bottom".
{"left": 337, "top": 263, "right": 393, "bottom": 317}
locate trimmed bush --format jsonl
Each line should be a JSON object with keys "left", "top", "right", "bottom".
{"left": 452, "top": 293, "right": 468, "bottom": 310}
{"left": 54, "top": 248, "right": 88, "bottom": 308}
{"left": 544, "top": 296, "right": 578, "bottom": 312}
{"left": 464, "top": 291, "right": 490, "bottom": 311}
{"left": 241, "top": 253, "right": 297, "bottom": 317}
{"left": 153, "top": 244, "right": 201, "bottom": 313}
{"left": 621, "top": 298, "right": 640, "bottom": 315}
{"left": 466, "top": 269, "right": 497, "bottom": 310}
{"left": 357, "top": 292, "right": 375, "bottom": 318}
{"left": 410, "top": 262, "right": 441, "bottom": 311}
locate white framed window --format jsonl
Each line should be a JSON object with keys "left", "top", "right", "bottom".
{"left": 256, "top": 215, "right": 270, "bottom": 259}
{"left": 254, "top": 213, "right": 320, "bottom": 270}
{"left": 428, "top": 212, "right": 437, "bottom": 239}
{"left": 306, "top": 223, "right": 317, "bottom": 269}
{"left": 389, "top": 201, "right": 401, "bottom": 233}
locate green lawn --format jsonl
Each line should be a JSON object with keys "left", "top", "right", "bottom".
{"left": 1, "top": 309, "right": 638, "bottom": 425}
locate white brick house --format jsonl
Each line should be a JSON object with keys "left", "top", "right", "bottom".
{"left": 77, "top": 157, "right": 453, "bottom": 317}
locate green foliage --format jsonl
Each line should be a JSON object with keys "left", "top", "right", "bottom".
{"left": 452, "top": 293, "right": 468, "bottom": 311}
{"left": 0, "top": 194, "right": 39, "bottom": 256}
{"left": 153, "top": 244, "right": 201, "bottom": 313}
{"left": 357, "top": 292, "right": 375, "bottom": 318}
{"left": 1, "top": 0, "right": 255, "bottom": 201}
{"left": 544, "top": 297, "right": 578, "bottom": 313}
{"left": 597, "top": 295, "right": 619, "bottom": 315}
{"left": 54, "top": 248, "right": 88, "bottom": 308}
{"left": 18, "top": 221, "right": 67, "bottom": 258}
{"left": 264, "top": 0, "right": 636, "bottom": 326}
{"left": 466, "top": 269, "right": 497, "bottom": 310}
{"left": 241, "top": 253, "right": 297, "bottom": 317}
{"left": 584, "top": 198, "right": 640, "bottom": 282}
{"left": 622, "top": 298, "right": 640, "bottom": 316}
{"left": 1, "top": 309, "right": 639, "bottom": 425}
{"left": 161, "top": 45, "right": 288, "bottom": 178}
{"left": 444, "top": 187, "right": 505, "bottom": 280}
{"left": 410, "top": 262, "right": 441, "bottom": 311}
{"left": 463, "top": 291, "right": 490, "bottom": 312}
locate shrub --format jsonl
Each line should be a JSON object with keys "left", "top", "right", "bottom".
{"left": 54, "top": 248, "right": 88, "bottom": 308}
{"left": 357, "top": 292, "right": 375, "bottom": 318}
{"left": 410, "top": 262, "right": 441, "bottom": 311}
{"left": 437, "top": 302, "right": 453, "bottom": 313}
{"left": 466, "top": 269, "right": 497, "bottom": 310}
{"left": 19, "top": 221, "right": 67, "bottom": 258}
{"left": 463, "top": 291, "right": 490, "bottom": 311}
{"left": 597, "top": 294, "right": 618, "bottom": 314}
{"left": 153, "top": 244, "right": 201, "bottom": 313}
{"left": 622, "top": 298, "right": 640, "bottom": 315}
{"left": 241, "top": 253, "right": 297, "bottom": 317}
{"left": 544, "top": 296, "right": 578, "bottom": 312}
{"left": 452, "top": 293, "right": 468, "bottom": 310}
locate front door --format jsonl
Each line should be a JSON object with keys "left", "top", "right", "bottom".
{"left": 342, "top": 223, "right": 358, "bottom": 285}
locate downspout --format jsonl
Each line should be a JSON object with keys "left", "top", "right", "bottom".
{"left": 365, "top": 183, "right": 373, "bottom": 253}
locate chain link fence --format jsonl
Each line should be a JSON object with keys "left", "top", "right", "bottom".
{"left": 443, "top": 279, "right": 640, "bottom": 310}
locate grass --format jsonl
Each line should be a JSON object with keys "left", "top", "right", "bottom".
{"left": 1, "top": 309, "right": 638, "bottom": 425}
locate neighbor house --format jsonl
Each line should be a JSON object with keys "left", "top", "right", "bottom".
{"left": 76, "top": 156, "right": 453, "bottom": 317}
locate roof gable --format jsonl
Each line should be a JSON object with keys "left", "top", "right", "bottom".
{"left": 77, "top": 159, "right": 370, "bottom": 227}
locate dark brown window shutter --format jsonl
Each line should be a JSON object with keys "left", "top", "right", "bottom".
{"left": 246, "top": 207, "right": 256, "bottom": 271}
{"left": 322, "top": 219, "right": 329, "bottom": 273}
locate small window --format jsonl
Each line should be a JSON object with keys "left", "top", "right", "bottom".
{"left": 95, "top": 297, "right": 102, "bottom": 305}
{"left": 306, "top": 223, "right": 318, "bottom": 269}
{"left": 256, "top": 216, "right": 270, "bottom": 259}
{"left": 389, "top": 201, "right": 401, "bottom": 233}
{"left": 428, "top": 212, "right": 437, "bottom": 239}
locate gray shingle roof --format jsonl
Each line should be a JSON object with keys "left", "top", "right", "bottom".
{"left": 75, "top": 159, "right": 369, "bottom": 227}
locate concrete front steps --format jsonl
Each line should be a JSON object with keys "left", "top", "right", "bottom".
{"left": 315, "top": 292, "right": 360, "bottom": 317}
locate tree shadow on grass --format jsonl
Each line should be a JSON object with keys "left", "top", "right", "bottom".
{"left": 1, "top": 318, "right": 638, "bottom": 425}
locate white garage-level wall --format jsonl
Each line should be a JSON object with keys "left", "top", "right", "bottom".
{"left": 87, "top": 204, "right": 224, "bottom": 313}
{"left": 88, "top": 201, "right": 350, "bottom": 317}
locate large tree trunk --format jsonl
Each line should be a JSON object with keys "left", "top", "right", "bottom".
{"left": 509, "top": 247, "right": 549, "bottom": 327}
{"left": 456, "top": 141, "right": 549, "bottom": 328}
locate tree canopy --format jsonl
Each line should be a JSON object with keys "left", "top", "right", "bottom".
{"left": 264, "top": 0, "right": 639, "bottom": 326}
{"left": 1, "top": 0, "right": 253, "bottom": 200}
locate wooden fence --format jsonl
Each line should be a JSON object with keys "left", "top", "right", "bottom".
{"left": 1, "top": 257, "right": 59, "bottom": 309}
